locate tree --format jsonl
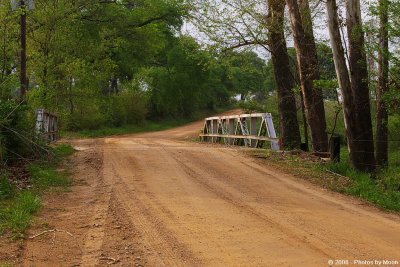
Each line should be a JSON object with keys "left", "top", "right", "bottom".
{"left": 286, "top": 0, "right": 328, "bottom": 152}
{"left": 267, "top": 0, "right": 301, "bottom": 149}
{"left": 326, "top": 0, "right": 357, "bottom": 163}
{"left": 346, "top": 0, "right": 376, "bottom": 172}
{"left": 326, "top": 0, "right": 376, "bottom": 173}
{"left": 376, "top": 0, "right": 389, "bottom": 167}
{"left": 221, "top": 51, "right": 269, "bottom": 101}
{"left": 193, "top": 0, "right": 302, "bottom": 150}
{"left": 146, "top": 36, "right": 232, "bottom": 118}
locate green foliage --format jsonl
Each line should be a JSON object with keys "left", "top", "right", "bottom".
{"left": 220, "top": 51, "right": 269, "bottom": 101}
{"left": 388, "top": 114, "right": 400, "bottom": 150}
{"left": 105, "top": 89, "right": 148, "bottom": 127}
{"left": 0, "top": 100, "right": 39, "bottom": 163}
{"left": 146, "top": 36, "right": 236, "bottom": 118}
{"left": 0, "top": 174, "right": 14, "bottom": 200}
{"left": 28, "top": 164, "right": 71, "bottom": 190}
{"left": 324, "top": 150, "right": 400, "bottom": 211}
{"left": 51, "top": 144, "right": 75, "bottom": 159}
{"left": 0, "top": 191, "right": 41, "bottom": 234}
{"left": 0, "top": 144, "right": 74, "bottom": 235}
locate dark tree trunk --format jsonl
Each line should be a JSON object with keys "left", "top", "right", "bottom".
{"left": 376, "top": 0, "right": 389, "bottom": 167}
{"left": 267, "top": 0, "right": 301, "bottom": 150}
{"left": 300, "top": 89, "right": 309, "bottom": 149}
{"left": 286, "top": 0, "right": 329, "bottom": 152}
{"left": 346, "top": 0, "right": 376, "bottom": 172}
{"left": 298, "top": 0, "right": 319, "bottom": 80}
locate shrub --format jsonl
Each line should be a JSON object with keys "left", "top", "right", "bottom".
{"left": 0, "top": 100, "right": 39, "bottom": 164}
{"left": 0, "top": 174, "right": 14, "bottom": 200}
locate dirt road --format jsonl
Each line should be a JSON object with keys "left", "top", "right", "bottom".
{"left": 17, "top": 117, "right": 400, "bottom": 266}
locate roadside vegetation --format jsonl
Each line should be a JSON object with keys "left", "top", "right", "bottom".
{"left": 62, "top": 107, "right": 233, "bottom": 139}
{"left": 250, "top": 146, "right": 400, "bottom": 212}
{"left": 0, "top": 145, "right": 74, "bottom": 238}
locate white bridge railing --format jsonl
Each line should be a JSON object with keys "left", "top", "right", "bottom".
{"left": 199, "top": 113, "right": 280, "bottom": 150}
{"left": 35, "top": 109, "right": 59, "bottom": 142}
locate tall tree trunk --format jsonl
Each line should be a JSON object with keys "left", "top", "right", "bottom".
{"left": 286, "top": 0, "right": 329, "bottom": 152}
{"left": 326, "top": 0, "right": 357, "bottom": 164}
{"left": 300, "top": 89, "right": 309, "bottom": 150}
{"left": 346, "top": 0, "right": 376, "bottom": 172}
{"left": 376, "top": 0, "right": 389, "bottom": 167}
{"left": 298, "top": 0, "right": 320, "bottom": 80}
{"left": 267, "top": 0, "right": 301, "bottom": 150}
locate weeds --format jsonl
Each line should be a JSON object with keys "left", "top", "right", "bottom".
{"left": 0, "top": 175, "right": 14, "bottom": 200}
{"left": 253, "top": 148, "right": 400, "bottom": 212}
{"left": 2, "top": 191, "right": 41, "bottom": 235}
{"left": 62, "top": 119, "right": 193, "bottom": 139}
{"left": 28, "top": 164, "right": 71, "bottom": 189}
{"left": 0, "top": 144, "right": 74, "bottom": 236}
{"left": 324, "top": 149, "right": 400, "bottom": 211}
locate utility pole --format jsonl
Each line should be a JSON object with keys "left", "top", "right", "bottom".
{"left": 11, "top": 0, "right": 34, "bottom": 99}
{"left": 20, "top": 0, "right": 27, "bottom": 98}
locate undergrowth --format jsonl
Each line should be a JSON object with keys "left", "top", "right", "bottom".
{"left": 253, "top": 148, "right": 400, "bottom": 212}
{"left": 0, "top": 144, "right": 74, "bottom": 237}
{"left": 62, "top": 119, "right": 192, "bottom": 138}
{"left": 324, "top": 149, "right": 400, "bottom": 211}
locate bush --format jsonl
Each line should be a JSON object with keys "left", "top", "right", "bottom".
{"left": 325, "top": 149, "right": 400, "bottom": 211}
{"left": 0, "top": 174, "right": 14, "bottom": 200}
{"left": 0, "top": 100, "right": 39, "bottom": 164}
{"left": 106, "top": 90, "right": 147, "bottom": 127}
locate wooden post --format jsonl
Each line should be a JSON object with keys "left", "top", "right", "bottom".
{"left": 330, "top": 136, "right": 341, "bottom": 162}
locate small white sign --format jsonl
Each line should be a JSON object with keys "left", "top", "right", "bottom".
{"left": 10, "top": 0, "right": 35, "bottom": 11}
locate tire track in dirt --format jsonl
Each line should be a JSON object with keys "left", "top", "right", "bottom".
{"left": 104, "top": 146, "right": 201, "bottom": 267}
{"left": 110, "top": 141, "right": 327, "bottom": 266}
{"left": 167, "top": 147, "right": 400, "bottom": 260}
{"left": 164, "top": 148, "right": 333, "bottom": 259}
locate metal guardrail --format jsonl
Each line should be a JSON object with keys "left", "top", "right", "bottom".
{"left": 199, "top": 113, "right": 280, "bottom": 150}
{"left": 35, "top": 109, "right": 58, "bottom": 142}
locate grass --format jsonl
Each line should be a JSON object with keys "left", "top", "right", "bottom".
{"left": 252, "top": 148, "right": 400, "bottom": 212}
{"left": 52, "top": 144, "right": 75, "bottom": 159}
{"left": 0, "top": 144, "right": 74, "bottom": 237}
{"left": 323, "top": 149, "right": 400, "bottom": 211}
{"left": 61, "top": 118, "right": 197, "bottom": 139}
{"left": 28, "top": 164, "right": 71, "bottom": 190}
{"left": 0, "top": 191, "right": 41, "bottom": 236}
